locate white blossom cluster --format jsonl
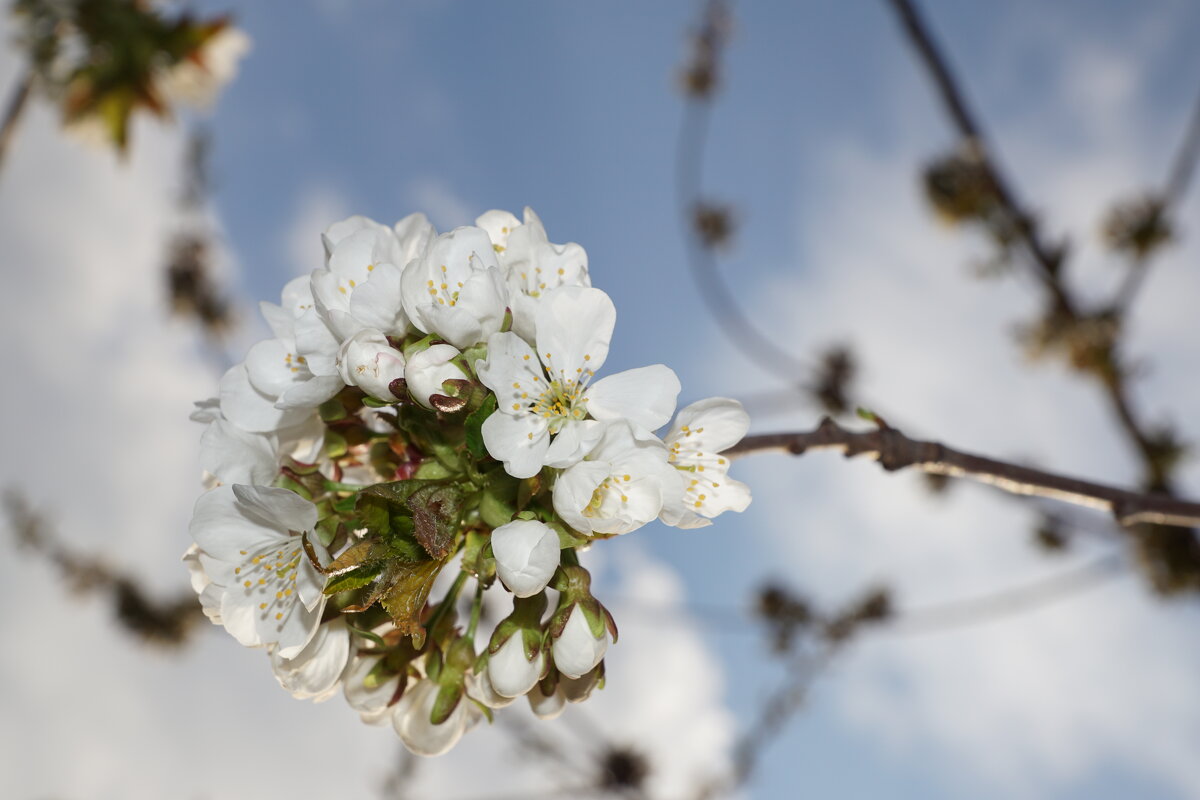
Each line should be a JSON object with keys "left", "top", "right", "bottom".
{"left": 186, "top": 207, "right": 751, "bottom": 755}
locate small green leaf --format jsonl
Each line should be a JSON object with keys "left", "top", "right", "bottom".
{"left": 324, "top": 562, "right": 385, "bottom": 595}
{"left": 465, "top": 394, "right": 498, "bottom": 458}
{"left": 407, "top": 484, "right": 463, "bottom": 560}
{"left": 414, "top": 460, "right": 453, "bottom": 479}
{"left": 378, "top": 560, "right": 445, "bottom": 635}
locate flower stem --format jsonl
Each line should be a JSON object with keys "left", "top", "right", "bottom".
{"left": 322, "top": 480, "right": 366, "bottom": 493}
{"left": 466, "top": 579, "right": 484, "bottom": 640}
{"left": 561, "top": 547, "right": 580, "bottom": 567}
{"left": 425, "top": 569, "right": 469, "bottom": 635}
{"left": 345, "top": 619, "right": 387, "bottom": 648}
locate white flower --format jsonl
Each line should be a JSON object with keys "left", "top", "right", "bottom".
{"left": 475, "top": 209, "right": 522, "bottom": 251}
{"left": 157, "top": 25, "right": 251, "bottom": 108}
{"left": 182, "top": 544, "right": 222, "bottom": 624}
{"left": 404, "top": 343, "right": 469, "bottom": 410}
{"left": 218, "top": 363, "right": 313, "bottom": 434}
{"left": 197, "top": 404, "right": 326, "bottom": 486}
{"left": 400, "top": 226, "right": 510, "bottom": 349}
{"left": 476, "top": 207, "right": 590, "bottom": 343}
{"left": 527, "top": 681, "right": 566, "bottom": 720}
{"left": 476, "top": 287, "right": 681, "bottom": 479}
{"left": 661, "top": 398, "right": 753, "bottom": 528}
{"left": 336, "top": 329, "right": 406, "bottom": 402}
{"left": 392, "top": 678, "right": 481, "bottom": 756}
{"left": 269, "top": 618, "right": 351, "bottom": 701}
{"left": 491, "top": 520, "right": 560, "bottom": 597}
{"left": 487, "top": 632, "right": 545, "bottom": 698}
{"left": 552, "top": 604, "right": 609, "bottom": 679}
{"left": 344, "top": 651, "right": 404, "bottom": 725}
{"left": 199, "top": 416, "right": 279, "bottom": 486}
{"left": 188, "top": 485, "right": 328, "bottom": 658}
{"left": 240, "top": 277, "right": 344, "bottom": 413}
{"left": 312, "top": 214, "right": 433, "bottom": 342}
{"left": 552, "top": 420, "right": 683, "bottom": 535}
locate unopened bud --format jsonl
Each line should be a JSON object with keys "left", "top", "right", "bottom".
{"left": 337, "top": 330, "right": 406, "bottom": 402}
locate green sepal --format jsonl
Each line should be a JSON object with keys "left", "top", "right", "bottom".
{"left": 323, "top": 429, "right": 348, "bottom": 460}
{"left": 461, "top": 529, "right": 496, "bottom": 583}
{"left": 464, "top": 393, "right": 497, "bottom": 458}
{"left": 553, "top": 524, "right": 589, "bottom": 549}
{"left": 318, "top": 397, "right": 348, "bottom": 422}
{"left": 274, "top": 474, "right": 311, "bottom": 500}
{"left": 315, "top": 516, "right": 339, "bottom": 547}
{"left": 459, "top": 343, "right": 488, "bottom": 377}
{"left": 517, "top": 475, "right": 542, "bottom": 511}
{"left": 402, "top": 333, "right": 441, "bottom": 361}
{"left": 414, "top": 460, "right": 454, "bottom": 479}
{"left": 362, "top": 656, "right": 394, "bottom": 690}
{"left": 362, "top": 395, "right": 397, "bottom": 408}
{"left": 430, "top": 682, "right": 464, "bottom": 726}
{"left": 479, "top": 484, "right": 517, "bottom": 529}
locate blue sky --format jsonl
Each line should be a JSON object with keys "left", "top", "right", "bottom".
{"left": 3, "top": 1, "right": 1200, "bottom": 798}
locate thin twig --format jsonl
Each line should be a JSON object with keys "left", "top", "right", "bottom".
{"left": 676, "top": 1, "right": 816, "bottom": 382}
{"left": 728, "top": 417, "right": 1200, "bottom": 528}
{"left": 888, "top": 552, "right": 1126, "bottom": 635}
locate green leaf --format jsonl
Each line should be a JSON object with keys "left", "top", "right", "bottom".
{"left": 464, "top": 394, "right": 497, "bottom": 458}
{"left": 324, "top": 562, "right": 385, "bottom": 595}
{"left": 378, "top": 560, "right": 445, "bottom": 635}
{"left": 407, "top": 484, "right": 463, "bottom": 560}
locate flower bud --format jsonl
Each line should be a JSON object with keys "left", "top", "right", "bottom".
{"left": 343, "top": 653, "right": 403, "bottom": 725}
{"left": 527, "top": 679, "right": 566, "bottom": 720}
{"left": 337, "top": 329, "right": 406, "bottom": 401}
{"left": 552, "top": 603, "right": 608, "bottom": 679}
{"left": 465, "top": 667, "right": 515, "bottom": 709}
{"left": 487, "top": 630, "right": 545, "bottom": 698}
{"left": 392, "top": 678, "right": 479, "bottom": 756}
{"left": 491, "top": 520, "right": 560, "bottom": 598}
{"left": 404, "top": 343, "right": 470, "bottom": 409}
{"left": 561, "top": 661, "right": 604, "bottom": 704}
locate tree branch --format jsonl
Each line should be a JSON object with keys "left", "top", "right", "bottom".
{"left": 728, "top": 417, "right": 1200, "bottom": 528}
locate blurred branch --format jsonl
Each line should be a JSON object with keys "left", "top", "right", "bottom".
{"left": 676, "top": 0, "right": 817, "bottom": 387}
{"left": 0, "top": 68, "right": 35, "bottom": 174}
{"left": 2, "top": 487, "right": 203, "bottom": 647}
{"left": 884, "top": 0, "right": 1072, "bottom": 308}
{"left": 888, "top": 552, "right": 1125, "bottom": 635}
{"left": 729, "top": 417, "right": 1200, "bottom": 529}
{"left": 1109, "top": 85, "right": 1200, "bottom": 313}
{"left": 1163, "top": 84, "right": 1200, "bottom": 206}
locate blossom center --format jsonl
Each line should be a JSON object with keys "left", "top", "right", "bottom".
{"left": 426, "top": 265, "right": 465, "bottom": 307}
